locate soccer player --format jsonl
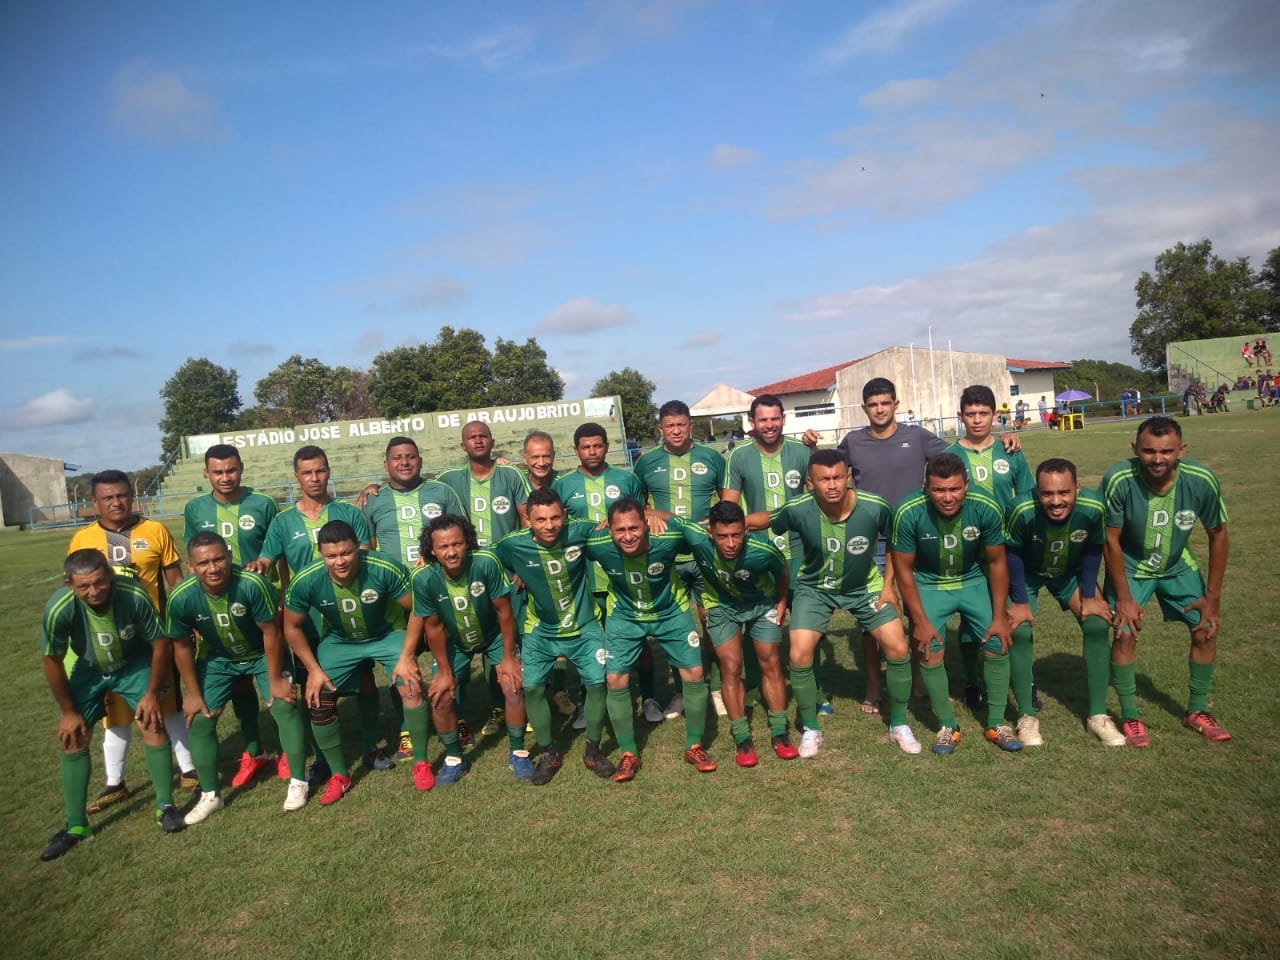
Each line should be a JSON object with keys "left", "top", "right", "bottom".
{"left": 948, "top": 384, "right": 1035, "bottom": 710}
{"left": 68, "top": 469, "right": 196, "bottom": 812}
{"left": 686, "top": 500, "right": 793, "bottom": 765}
{"left": 521, "top": 430, "right": 562, "bottom": 491}
{"left": 586, "top": 498, "right": 716, "bottom": 781}
{"left": 38, "top": 550, "right": 184, "bottom": 860}
{"left": 167, "top": 533, "right": 311, "bottom": 822}
{"left": 1101, "top": 416, "right": 1231, "bottom": 746}
{"left": 182, "top": 443, "right": 282, "bottom": 791}
{"left": 891, "top": 453, "right": 1018, "bottom": 754}
{"left": 360, "top": 436, "right": 464, "bottom": 567}
{"left": 1004, "top": 459, "right": 1118, "bottom": 747}
{"left": 436, "top": 421, "right": 530, "bottom": 548}
{"left": 281, "top": 521, "right": 432, "bottom": 802}
{"left": 748, "top": 450, "right": 922, "bottom": 757}
{"left": 491, "top": 488, "right": 615, "bottom": 786}
{"left": 403, "top": 514, "right": 529, "bottom": 783}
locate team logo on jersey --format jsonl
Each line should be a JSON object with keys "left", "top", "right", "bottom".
{"left": 605, "top": 484, "right": 621, "bottom": 499}
{"left": 734, "top": 569, "right": 751, "bottom": 580}
{"left": 424, "top": 503, "right": 443, "bottom": 519}
{"left": 594, "top": 647, "right": 608, "bottom": 665}
{"left": 993, "top": 460, "right": 1010, "bottom": 475}
{"left": 764, "top": 608, "right": 779, "bottom": 624}
{"left": 238, "top": 515, "right": 256, "bottom": 531}
{"left": 785, "top": 469, "right": 802, "bottom": 490}
{"left": 360, "top": 589, "right": 379, "bottom": 604}
{"left": 120, "top": 625, "right": 137, "bottom": 641}
{"left": 230, "top": 602, "right": 248, "bottom": 617}
{"left": 687, "top": 630, "right": 701, "bottom": 647}
{"left": 961, "top": 526, "right": 981, "bottom": 542}
{"left": 772, "top": 534, "right": 787, "bottom": 552}
{"left": 565, "top": 546, "right": 582, "bottom": 563}
{"left": 691, "top": 462, "right": 708, "bottom": 476}
{"left": 1173, "top": 510, "right": 1196, "bottom": 531}
{"left": 132, "top": 538, "right": 149, "bottom": 551}
{"left": 492, "top": 496, "right": 511, "bottom": 515}
{"left": 1069, "top": 530, "right": 1088, "bottom": 543}
{"left": 647, "top": 562, "right": 665, "bottom": 576}
{"left": 469, "top": 581, "right": 486, "bottom": 598}
{"left": 847, "top": 536, "right": 870, "bottom": 555}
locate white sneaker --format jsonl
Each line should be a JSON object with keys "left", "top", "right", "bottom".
{"left": 1016, "top": 715, "right": 1044, "bottom": 747}
{"left": 798, "top": 727, "right": 823, "bottom": 758}
{"left": 571, "top": 705, "right": 587, "bottom": 731}
{"left": 663, "top": 693, "right": 685, "bottom": 719}
{"left": 283, "top": 778, "right": 309, "bottom": 812}
{"left": 710, "top": 690, "right": 728, "bottom": 717}
{"left": 888, "top": 724, "right": 922, "bottom": 755}
{"left": 183, "top": 790, "right": 223, "bottom": 826}
{"left": 642, "top": 698, "right": 664, "bottom": 723}
{"left": 1087, "top": 713, "right": 1126, "bottom": 747}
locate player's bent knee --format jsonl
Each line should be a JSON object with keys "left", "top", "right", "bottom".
{"left": 606, "top": 674, "right": 630, "bottom": 690}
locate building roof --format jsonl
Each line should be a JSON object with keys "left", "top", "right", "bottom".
{"left": 689, "top": 383, "right": 756, "bottom": 417}
{"left": 1006, "top": 357, "right": 1072, "bottom": 372}
{"left": 750, "top": 356, "right": 868, "bottom": 396}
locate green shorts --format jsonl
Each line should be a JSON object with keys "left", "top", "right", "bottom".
{"left": 1022, "top": 573, "right": 1080, "bottom": 615}
{"left": 69, "top": 654, "right": 156, "bottom": 727}
{"left": 431, "top": 632, "right": 510, "bottom": 681}
{"left": 522, "top": 621, "right": 606, "bottom": 687}
{"left": 790, "top": 583, "right": 899, "bottom": 634}
{"left": 196, "top": 654, "right": 271, "bottom": 712}
{"left": 706, "top": 601, "right": 782, "bottom": 647}
{"left": 315, "top": 630, "right": 408, "bottom": 692}
{"left": 605, "top": 607, "right": 703, "bottom": 674}
{"left": 1104, "top": 567, "right": 1207, "bottom": 629}
{"left": 918, "top": 580, "right": 996, "bottom": 653}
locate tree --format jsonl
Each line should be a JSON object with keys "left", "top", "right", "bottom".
{"left": 1052, "top": 359, "right": 1164, "bottom": 401}
{"left": 159, "top": 358, "right": 241, "bottom": 461}
{"left": 592, "top": 368, "right": 657, "bottom": 442}
{"left": 329, "top": 366, "right": 376, "bottom": 420}
{"left": 1130, "top": 239, "right": 1270, "bottom": 372}
{"left": 368, "top": 344, "right": 437, "bottom": 419}
{"left": 253, "top": 355, "right": 336, "bottom": 425}
{"left": 489, "top": 337, "right": 564, "bottom": 405}
{"left": 1259, "top": 246, "right": 1280, "bottom": 329}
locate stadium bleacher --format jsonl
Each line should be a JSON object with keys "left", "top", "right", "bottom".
{"left": 1167, "top": 333, "right": 1272, "bottom": 394}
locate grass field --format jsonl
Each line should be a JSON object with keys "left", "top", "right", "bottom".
{"left": 4, "top": 415, "right": 1279, "bottom": 960}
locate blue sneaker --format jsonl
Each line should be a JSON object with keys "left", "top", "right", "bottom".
{"left": 508, "top": 749, "right": 535, "bottom": 781}
{"left": 437, "top": 756, "right": 468, "bottom": 786}
{"left": 362, "top": 748, "right": 396, "bottom": 771}
{"left": 984, "top": 725, "right": 1023, "bottom": 752}
{"left": 932, "top": 726, "right": 961, "bottom": 755}
{"left": 816, "top": 700, "right": 835, "bottom": 716}
{"left": 306, "top": 757, "right": 331, "bottom": 788}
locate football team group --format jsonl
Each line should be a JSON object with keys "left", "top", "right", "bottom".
{"left": 37, "top": 377, "right": 1231, "bottom": 861}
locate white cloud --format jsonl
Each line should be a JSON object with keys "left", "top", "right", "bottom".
{"left": 709, "top": 144, "right": 759, "bottom": 169}
{"left": 3, "top": 388, "right": 94, "bottom": 429}
{"left": 680, "top": 331, "right": 722, "bottom": 348}
{"left": 819, "top": 0, "right": 958, "bottom": 62}
{"left": 536, "top": 297, "right": 635, "bottom": 335}
{"left": 111, "top": 60, "right": 232, "bottom": 145}
{"left": 403, "top": 276, "right": 470, "bottom": 310}
{"left": 0, "top": 335, "right": 68, "bottom": 351}
{"left": 227, "top": 340, "right": 275, "bottom": 357}
{"left": 858, "top": 77, "right": 940, "bottom": 111}
{"left": 72, "top": 346, "right": 145, "bottom": 362}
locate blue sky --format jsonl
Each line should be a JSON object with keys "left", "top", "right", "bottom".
{"left": 2, "top": 0, "right": 1278, "bottom": 470}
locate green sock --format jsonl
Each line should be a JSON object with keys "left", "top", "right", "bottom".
{"left": 682, "top": 678, "right": 709, "bottom": 748}
{"left": 1187, "top": 660, "right": 1215, "bottom": 714}
{"left": 1112, "top": 661, "right": 1139, "bottom": 720}
{"left": 606, "top": 686, "right": 637, "bottom": 753}
{"left": 438, "top": 728, "right": 462, "bottom": 760}
{"left": 310, "top": 717, "right": 349, "bottom": 776}
{"left": 583, "top": 683, "right": 608, "bottom": 743}
{"left": 729, "top": 716, "right": 751, "bottom": 744}
{"left": 61, "top": 749, "right": 91, "bottom": 829}
{"left": 268, "top": 698, "right": 307, "bottom": 781}
{"left": 921, "top": 661, "right": 956, "bottom": 727}
{"left": 506, "top": 723, "right": 525, "bottom": 753}
{"left": 188, "top": 712, "right": 221, "bottom": 793}
{"left": 984, "top": 653, "right": 1011, "bottom": 729}
{"left": 790, "top": 663, "right": 819, "bottom": 732}
{"left": 960, "top": 641, "right": 982, "bottom": 687}
{"left": 524, "top": 686, "right": 553, "bottom": 748}
{"left": 767, "top": 710, "right": 788, "bottom": 738}
{"left": 1081, "top": 616, "right": 1112, "bottom": 716}
{"left": 1009, "top": 624, "right": 1036, "bottom": 717}
{"left": 404, "top": 703, "right": 431, "bottom": 761}
{"left": 143, "top": 742, "right": 175, "bottom": 806}
{"left": 229, "top": 685, "right": 262, "bottom": 757}
{"left": 357, "top": 690, "right": 381, "bottom": 753}
{"left": 885, "top": 656, "right": 912, "bottom": 726}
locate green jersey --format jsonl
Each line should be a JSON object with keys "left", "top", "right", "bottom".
{"left": 892, "top": 490, "right": 1004, "bottom": 589}
{"left": 584, "top": 520, "right": 699, "bottom": 621}
{"left": 1101, "top": 457, "right": 1227, "bottom": 579}
{"left": 436, "top": 464, "right": 530, "bottom": 547}
{"left": 725, "top": 438, "right": 810, "bottom": 559}
{"left": 493, "top": 520, "right": 598, "bottom": 636}
{"left": 164, "top": 567, "right": 277, "bottom": 662}
{"left": 40, "top": 577, "right": 162, "bottom": 675}
{"left": 260, "top": 500, "right": 371, "bottom": 577}
{"left": 683, "top": 522, "right": 787, "bottom": 612}
{"left": 633, "top": 442, "right": 725, "bottom": 522}
{"left": 285, "top": 551, "right": 410, "bottom": 642}
{"left": 182, "top": 489, "right": 279, "bottom": 563}
{"left": 363, "top": 480, "right": 464, "bottom": 566}
{"left": 411, "top": 551, "right": 512, "bottom": 652}
{"left": 553, "top": 466, "right": 646, "bottom": 593}
{"left": 946, "top": 440, "right": 1034, "bottom": 515}
{"left": 1005, "top": 490, "right": 1105, "bottom": 581}
{"left": 769, "top": 492, "right": 891, "bottom": 595}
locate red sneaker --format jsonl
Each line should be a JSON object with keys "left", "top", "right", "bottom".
{"left": 230, "top": 752, "right": 272, "bottom": 789}
{"left": 413, "top": 761, "right": 435, "bottom": 791}
{"left": 1183, "top": 710, "right": 1232, "bottom": 742}
{"left": 318, "top": 772, "right": 352, "bottom": 805}
{"left": 771, "top": 734, "right": 800, "bottom": 760}
{"left": 612, "top": 752, "right": 642, "bottom": 783}
{"left": 684, "top": 744, "right": 717, "bottom": 773}
{"left": 1121, "top": 719, "right": 1151, "bottom": 748}
{"left": 276, "top": 753, "right": 290, "bottom": 781}
{"left": 734, "top": 740, "right": 759, "bottom": 768}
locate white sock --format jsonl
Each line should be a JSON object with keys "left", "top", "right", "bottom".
{"left": 102, "top": 724, "right": 131, "bottom": 784}
{"left": 164, "top": 712, "right": 195, "bottom": 773}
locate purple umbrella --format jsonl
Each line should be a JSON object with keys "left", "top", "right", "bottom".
{"left": 1055, "top": 389, "right": 1091, "bottom": 402}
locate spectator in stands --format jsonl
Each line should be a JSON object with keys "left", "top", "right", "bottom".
{"left": 1038, "top": 396, "right": 1048, "bottom": 425}
{"left": 1046, "top": 409, "right": 1060, "bottom": 430}
{"left": 1210, "top": 385, "right": 1230, "bottom": 413}
{"left": 998, "top": 402, "right": 1011, "bottom": 430}
{"left": 1242, "top": 341, "right": 1253, "bottom": 366}
{"left": 1254, "top": 338, "right": 1272, "bottom": 366}
{"left": 1234, "top": 376, "right": 1250, "bottom": 391}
